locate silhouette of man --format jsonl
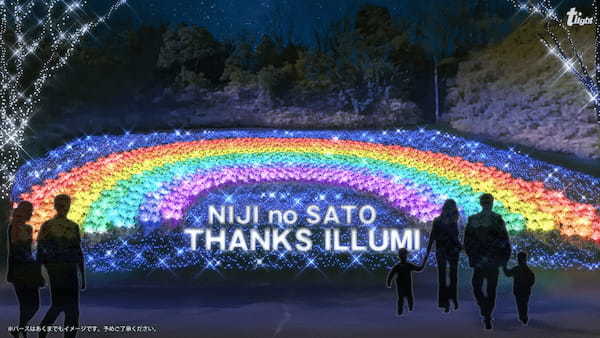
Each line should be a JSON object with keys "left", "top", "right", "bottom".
{"left": 37, "top": 195, "right": 85, "bottom": 338}
{"left": 464, "top": 193, "right": 511, "bottom": 330}
{"left": 503, "top": 251, "right": 535, "bottom": 325}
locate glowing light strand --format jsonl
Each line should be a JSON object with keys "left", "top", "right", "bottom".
{"left": 510, "top": 0, "right": 599, "bottom": 123}
{"left": 0, "top": 0, "right": 126, "bottom": 198}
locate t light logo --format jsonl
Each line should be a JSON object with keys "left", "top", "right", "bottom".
{"left": 565, "top": 7, "right": 594, "bottom": 26}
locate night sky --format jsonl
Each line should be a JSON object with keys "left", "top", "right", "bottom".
{"left": 86, "top": 0, "right": 594, "bottom": 51}
{"left": 92, "top": 0, "right": 516, "bottom": 44}
{"left": 113, "top": 0, "right": 401, "bottom": 42}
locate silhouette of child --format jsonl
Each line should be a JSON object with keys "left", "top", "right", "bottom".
{"left": 386, "top": 248, "right": 424, "bottom": 315}
{"left": 503, "top": 251, "right": 535, "bottom": 325}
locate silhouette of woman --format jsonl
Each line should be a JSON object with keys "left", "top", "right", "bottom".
{"left": 7, "top": 201, "right": 44, "bottom": 338}
{"left": 424, "top": 199, "right": 462, "bottom": 312}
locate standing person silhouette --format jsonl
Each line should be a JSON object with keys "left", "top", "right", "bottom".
{"left": 423, "top": 199, "right": 462, "bottom": 312}
{"left": 464, "top": 193, "right": 511, "bottom": 330}
{"left": 7, "top": 201, "right": 45, "bottom": 338}
{"left": 37, "top": 195, "right": 86, "bottom": 338}
{"left": 503, "top": 251, "right": 535, "bottom": 325}
{"left": 386, "top": 248, "right": 425, "bottom": 315}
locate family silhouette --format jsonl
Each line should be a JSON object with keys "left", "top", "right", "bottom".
{"left": 5, "top": 192, "right": 534, "bottom": 335}
{"left": 387, "top": 193, "right": 535, "bottom": 330}
{"left": 6, "top": 195, "right": 85, "bottom": 338}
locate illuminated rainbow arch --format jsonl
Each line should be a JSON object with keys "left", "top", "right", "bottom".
{"left": 16, "top": 137, "right": 600, "bottom": 241}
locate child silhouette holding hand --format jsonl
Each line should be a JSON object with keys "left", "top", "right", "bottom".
{"left": 386, "top": 248, "right": 425, "bottom": 315}
{"left": 503, "top": 251, "right": 535, "bottom": 325}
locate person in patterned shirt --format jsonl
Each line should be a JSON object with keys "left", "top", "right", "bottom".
{"left": 37, "top": 195, "right": 86, "bottom": 338}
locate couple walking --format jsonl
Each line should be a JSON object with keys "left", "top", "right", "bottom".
{"left": 389, "top": 193, "right": 528, "bottom": 330}
{"left": 6, "top": 195, "right": 85, "bottom": 338}
{"left": 428, "top": 192, "right": 512, "bottom": 323}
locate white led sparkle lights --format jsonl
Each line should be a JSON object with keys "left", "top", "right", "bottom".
{"left": 0, "top": 0, "right": 126, "bottom": 197}
{"left": 510, "top": 0, "right": 599, "bottom": 124}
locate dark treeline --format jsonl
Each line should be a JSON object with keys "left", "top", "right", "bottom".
{"left": 38, "top": 0, "right": 595, "bottom": 121}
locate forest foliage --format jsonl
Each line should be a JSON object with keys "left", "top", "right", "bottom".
{"left": 151, "top": 5, "right": 424, "bottom": 104}
{"left": 40, "top": 6, "right": 443, "bottom": 108}
{"left": 39, "top": 1, "right": 522, "bottom": 117}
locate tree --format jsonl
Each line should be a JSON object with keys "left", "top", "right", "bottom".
{"left": 157, "top": 24, "right": 227, "bottom": 86}
{"left": 255, "top": 35, "right": 281, "bottom": 69}
{"left": 0, "top": 0, "right": 126, "bottom": 198}
{"left": 410, "top": 0, "right": 505, "bottom": 122}
{"left": 220, "top": 41, "right": 257, "bottom": 86}
{"left": 409, "top": 1, "right": 463, "bottom": 122}
{"left": 310, "top": 5, "right": 414, "bottom": 114}
{"left": 508, "top": 0, "right": 599, "bottom": 124}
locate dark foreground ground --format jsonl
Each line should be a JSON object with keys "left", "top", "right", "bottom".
{"left": 1, "top": 269, "right": 599, "bottom": 338}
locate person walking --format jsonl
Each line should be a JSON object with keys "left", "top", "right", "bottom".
{"left": 7, "top": 201, "right": 44, "bottom": 338}
{"left": 37, "top": 195, "right": 86, "bottom": 338}
{"left": 503, "top": 251, "right": 535, "bottom": 325}
{"left": 386, "top": 248, "right": 425, "bottom": 316}
{"left": 464, "top": 193, "right": 511, "bottom": 330}
{"left": 423, "top": 199, "right": 462, "bottom": 312}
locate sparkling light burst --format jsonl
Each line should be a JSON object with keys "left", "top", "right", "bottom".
{"left": 509, "top": 0, "right": 600, "bottom": 123}
{"left": 10, "top": 129, "right": 600, "bottom": 272}
{"left": 0, "top": 0, "right": 126, "bottom": 198}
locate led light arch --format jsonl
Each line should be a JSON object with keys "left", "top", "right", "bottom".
{"left": 14, "top": 136, "right": 600, "bottom": 242}
{"left": 136, "top": 157, "right": 520, "bottom": 230}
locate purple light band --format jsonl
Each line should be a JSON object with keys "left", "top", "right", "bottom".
{"left": 147, "top": 166, "right": 442, "bottom": 225}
